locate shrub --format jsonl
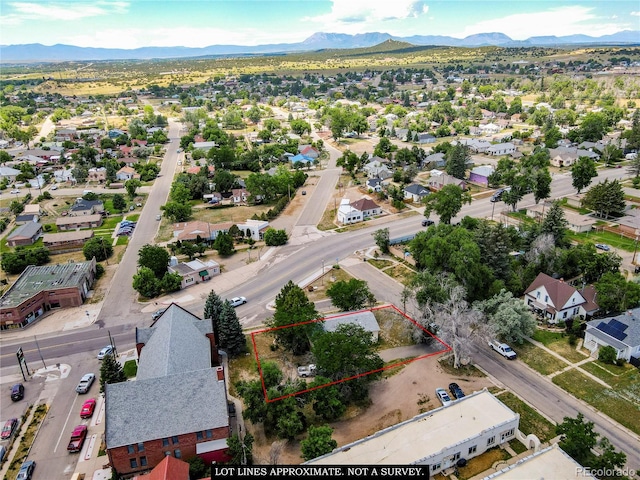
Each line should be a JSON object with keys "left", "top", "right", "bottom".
{"left": 598, "top": 345, "right": 618, "bottom": 364}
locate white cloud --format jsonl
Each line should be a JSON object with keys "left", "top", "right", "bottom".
{"left": 304, "top": 0, "right": 428, "bottom": 30}
{"left": 631, "top": 11, "right": 640, "bottom": 16}
{"left": 6, "top": 1, "right": 129, "bottom": 22}
{"left": 454, "top": 6, "right": 625, "bottom": 40}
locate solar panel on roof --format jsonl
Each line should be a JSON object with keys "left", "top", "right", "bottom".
{"left": 609, "top": 319, "right": 628, "bottom": 332}
{"left": 598, "top": 320, "right": 627, "bottom": 341}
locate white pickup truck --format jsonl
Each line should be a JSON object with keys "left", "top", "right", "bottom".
{"left": 297, "top": 364, "right": 316, "bottom": 377}
{"left": 489, "top": 341, "right": 517, "bottom": 360}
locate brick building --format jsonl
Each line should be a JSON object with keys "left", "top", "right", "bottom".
{"left": 106, "top": 304, "right": 230, "bottom": 477}
{"left": 0, "top": 259, "right": 97, "bottom": 330}
{"left": 43, "top": 230, "right": 94, "bottom": 254}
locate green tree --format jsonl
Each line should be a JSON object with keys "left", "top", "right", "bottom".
{"left": 188, "top": 456, "right": 210, "bottom": 477}
{"left": 1, "top": 247, "right": 50, "bottom": 274}
{"left": 444, "top": 144, "right": 469, "bottom": 179}
{"left": 312, "top": 324, "right": 384, "bottom": 403}
{"left": 326, "top": 279, "right": 376, "bottom": 311}
{"left": 571, "top": 157, "right": 598, "bottom": 194}
{"left": 226, "top": 433, "right": 254, "bottom": 465}
{"left": 581, "top": 179, "right": 625, "bottom": 219}
{"left": 532, "top": 168, "right": 552, "bottom": 205}
{"left": 10, "top": 200, "right": 24, "bottom": 215}
{"left": 213, "top": 232, "right": 235, "bottom": 255}
{"left": 99, "top": 351, "right": 127, "bottom": 393}
{"left": 309, "top": 377, "right": 346, "bottom": 421}
{"left": 112, "top": 193, "right": 126, "bottom": 212}
{"left": 124, "top": 178, "right": 141, "bottom": 200}
{"left": 301, "top": 425, "right": 338, "bottom": 461}
{"left": 290, "top": 119, "right": 311, "bottom": 136}
{"left": 160, "top": 272, "right": 182, "bottom": 293}
{"left": 132, "top": 266, "right": 162, "bottom": 298}
{"left": 204, "top": 289, "right": 224, "bottom": 343}
{"left": 423, "top": 184, "right": 471, "bottom": 225}
{"left": 218, "top": 301, "right": 247, "bottom": 356}
{"left": 270, "top": 280, "right": 320, "bottom": 355}
{"left": 83, "top": 236, "right": 113, "bottom": 262}
{"left": 541, "top": 201, "right": 569, "bottom": 247}
{"left": 138, "top": 244, "right": 170, "bottom": 278}
{"left": 373, "top": 228, "right": 390, "bottom": 254}
{"left": 598, "top": 345, "right": 618, "bottom": 364}
{"left": 161, "top": 201, "right": 192, "bottom": 222}
{"left": 474, "top": 289, "right": 537, "bottom": 345}
{"left": 264, "top": 228, "right": 288, "bottom": 246}
{"left": 595, "top": 271, "right": 640, "bottom": 312}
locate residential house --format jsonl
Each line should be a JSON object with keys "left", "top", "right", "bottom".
{"left": 193, "top": 141, "right": 218, "bottom": 151}
{"left": 366, "top": 178, "right": 385, "bottom": 193}
{"left": 457, "top": 138, "right": 491, "bottom": 153}
{"left": 486, "top": 142, "right": 516, "bottom": 156}
{"left": 428, "top": 172, "right": 467, "bottom": 191}
{"left": 363, "top": 158, "right": 393, "bottom": 180}
{"left": 236, "top": 219, "right": 270, "bottom": 241}
{"left": 106, "top": 304, "right": 230, "bottom": 476}
{"left": 70, "top": 198, "right": 104, "bottom": 216}
{"left": 0, "top": 259, "right": 97, "bottom": 329}
{"left": 120, "top": 157, "right": 139, "bottom": 167}
{"left": 306, "top": 389, "right": 519, "bottom": 475}
{"left": 88, "top": 167, "right": 107, "bottom": 183}
{"left": 469, "top": 165, "right": 495, "bottom": 186}
{"left": 290, "top": 154, "right": 313, "bottom": 165}
{"left": 549, "top": 147, "right": 599, "bottom": 168}
{"left": 337, "top": 198, "right": 363, "bottom": 225}
{"left": 423, "top": 152, "right": 446, "bottom": 169}
{"left": 173, "top": 221, "right": 233, "bottom": 242}
{"left": 298, "top": 145, "right": 319, "bottom": 159}
{"left": 583, "top": 310, "right": 640, "bottom": 363}
{"left": 56, "top": 214, "right": 103, "bottom": 231}
{"left": 524, "top": 204, "right": 595, "bottom": 233}
{"left": 116, "top": 166, "right": 140, "bottom": 181}
{"left": 523, "top": 273, "right": 599, "bottom": 324}
{"left": 15, "top": 214, "right": 39, "bottom": 225}
{"left": 417, "top": 133, "right": 436, "bottom": 144}
{"left": 168, "top": 258, "right": 220, "bottom": 289}
{"left": 404, "top": 184, "right": 431, "bottom": 203}
{"left": 479, "top": 123, "right": 501, "bottom": 135}
{"left": 0, "top": 166, "right": 21, "bottom": 182}
{"left": 7, "top": 222, "right": 42, "bottom": 247}
{"left": 43, "top": 230, "right": 94, "bottom": 254}
{"left": 53, "top": 169, "right": 75, "bottom": 184}
{"left": 350, "top": 198, "right": 382, "bottom": 218}
{"left": 23, "top": 204, "right": 41, "bottom": 216}
{"left": 322, "top": 310, "right": 380, "bottom": 342}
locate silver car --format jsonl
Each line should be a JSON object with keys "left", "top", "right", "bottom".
{"left": 76, "top": 373, "right": 95, "bottom": 394}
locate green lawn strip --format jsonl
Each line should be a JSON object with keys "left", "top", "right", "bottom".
{"left": 532, "top": 330, "right": 588, "bottom": 363}
{"left": 566, "top": 229, "right": 636, "bottom": 252}
{"left": 496, "top": 391, "right": 556, "bottom": 443}
{"left": 511, "top": 340, "right": 568, "bottom": 376}
{"left": 123, "top": 359, "right": 138, "bottom": 378}
{"left": 367, "top": 259, "right": 394, "bottom": 270}
{"left": 552, "top": 369, "right": 640, "bottom": 436}
{"left": 116, "top": 236, "right": 129, "bottom": 246}
{"left": 101, "top": 215, "right": 124, "bottom": 229}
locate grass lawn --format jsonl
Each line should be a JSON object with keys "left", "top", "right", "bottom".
{"left": 379, "top": 262, "right": 416, "bottom": 285}
{"left": 566, "top": 229, "right": 636, "bottom": 252}
{"left": 496, "top": 391, "right": 556, "bottom": 442}
{"left": 317, "top": 207, "right": 338, "bottom": 231}
{"left": 511, "top": 340, "right": 569, "bottom": 376}
{"left": 101, "top": 215, "right": 124, "bottom": 229}
{"left": 367, "top": 258, "right": 394, "bottom": 270}
{"left": 116, "top": 236, "right": 129, "bottom": 245}
{"left": 552, "top": 369, "right": 640, "bottom": 436}
{"left": 456, "top": 447, "right": 511, "bottom": 480}
{"left": 123, "top": 359, "right": 138, "bottom": 378}
{"left": 305, "top": 266, "right": 354, "bottom": 303}
{"left": 374, "top": 308, "right": 422, "bottom": 350}
{"left": 532, "top": 329, "right": 589, "bottom": 363}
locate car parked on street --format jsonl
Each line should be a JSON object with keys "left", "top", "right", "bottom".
{"left": 152, "top": 308, "right": 167, "bottom": 321}
{"left": 448, "top": 382, "right": 465, "bottom": 400}
{"left": 422, "top": 219, "right": 434, "bottom": 227}
{"left": 11, "top": 383, "right": 24, "bottom": 401}
{"left": 1, "top": 418, "right": 19, "bottom": 439}
{"left": 16, "top": 460, "right": 36, "bottom": 480}
{"left": 595, "top": 243, "right": 610, "bottom": 251}
{"left": 76, "top": 373, "right": 95, "bottom": 394}
{"left": 80, "top": 398, "right": 97, "bottom": 419}
{"left": 97, "top": 345, "right": 114, "bottom": 360}
{"left": 229, "top": 296, "right": 247, "bottom": 307}
{"left": 435, "top": 388, "right": 453, "bottom": 407}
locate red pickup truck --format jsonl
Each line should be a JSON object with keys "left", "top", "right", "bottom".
{"left": 67, "top": 425, "right": 88, "bottom": 453}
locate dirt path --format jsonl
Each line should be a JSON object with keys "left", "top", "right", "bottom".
{"left": 249, "top": 354, "right": 496, "bottom": 465}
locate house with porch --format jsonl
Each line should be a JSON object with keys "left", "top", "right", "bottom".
{"left": 428, "top": 172, "right": 467, "bottom": 191}
{"left": 469, "top": 165, "right": 494, "bottom": 186}
{"left": 56, "top": 214, "right": 103, "bottom": 231}
{"left": 404, "top": 184, "right": 431, "bottom": 202}
{"left": 168, "top": 259, "right": 220, "bottom": 289}
{"left": 523, "top": 273, "right": 599, "bottom": 324}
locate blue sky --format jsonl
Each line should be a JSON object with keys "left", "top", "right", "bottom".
{"left": 1, "top": 0, "right": 638, "bottom": 49}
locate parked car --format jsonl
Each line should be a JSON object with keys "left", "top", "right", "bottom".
{"left": 422, "top": 219, "right": 434, "bottom": 227}
{"left": 97, "top": 345, "right": 114, "bottom": 360}
{"left": 16, "top": 460, "right": 36, "bottom": 480}
{"left": 151, "top": 308, "right": 167, "bottom": 321}
{"left": 80, "top": 398, "right": 97, "bottom": 419}
{"left": 10, "top": 189, "right": 20, "bottom": 194}
{"left": 50, "top": 184, "right": 58, "bottom": 190}
{"left": 595, "top": 243, "right": 611, "bottom": 251}
{"left": 448, "top": 382, "right": 465, "bottom": 400}
{"left": 229, "top": 296, "right": 247, "bottom": 307}
{"left": 0, "top": 445, "right": 6, "bottom": 462}
{"left": 227, "top": 401, "right": 237, "bottom": 418}
{"left": 76, "top": 373, "right": 95, "bottom": 394}
{"left": 11, "top": 383, "right": 24, "bottom": 401}
{"left": 435, "top": 388, "right": 453, "bottom": 407}
{"left": 301, "top": 190, "right": 307, "bottom": 195}
{"left": 1, "top": 418, "right": 19, "bottom": 439}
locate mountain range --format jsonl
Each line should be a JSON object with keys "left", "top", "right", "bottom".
{"left": 1, "top": 30, "right": 638, "bottom": 63}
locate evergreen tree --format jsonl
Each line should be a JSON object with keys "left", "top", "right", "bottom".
{"left": 214, "top": 232, "right": 235, "bottom": 255}
{"left": 444, "top": 143, "right": 469, "bottom": 179}
{"left": 218, "top": 301, "right": 247, "bottom": 356}
{"left": 270, "top": 280, "right": 320, "bottom": 355}
{"left": 204, "top": 290, "right": 224, "bottom": 344}
{"left": 100, "top": 352, "right": 127, "bottom": 393}
{"left": 541, "top": 201, "right": 569, "bottom": 246}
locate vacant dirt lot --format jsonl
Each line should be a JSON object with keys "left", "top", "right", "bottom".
{"left": 249, "top": 353, "right": 496, "bottom": 464}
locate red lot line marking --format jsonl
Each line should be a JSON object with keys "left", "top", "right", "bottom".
{"left": 250, "top": 304, "right": 452, "bottom": 402}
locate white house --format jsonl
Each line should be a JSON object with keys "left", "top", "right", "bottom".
{"left": 363, "top": 158, "right": 393, "bottom": 179}
{"left": 306, "top": 389, "right": 520, "bottom": 474}
{"left": 236, "top": 219, "right": 269, "bottom": 241}
{"left": 404, "top": 183, "right": 431, "bottom": 202}
{"left": 337, "top": 198, "right": 363, "bottom": 225}
{"left": 0, "top": 166, "right": 21, "bottom": 182}
{"left": 116, "top": 166, "right": 139, "bottom": 181}
{"left": 167, "top": 258, "right": 220, "bottom": 289}
{"left": 486, "top": 142, "right": 516, "bottom": 156}
{"left": 584, "top": 310, "right": 640, "bottom": 362}
{"left": 350, "top": 198, "right": 382, "bottom": 218}
{"left": 523, "top": 273, "right": 599, "bottom": 324}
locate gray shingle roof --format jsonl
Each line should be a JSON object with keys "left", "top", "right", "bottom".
{"left": 136, "top": 304, "right": 213, "bottom": 381}
{"left": 323, "top": 310, "right": 380, "bottom": 333}
{"left": 586, "top": 310, "right": 640, "bottom": 349}
{"left": 8, "top": 222, "right": 42, "bottom": 240}
{"left": 105, "top": 369, "right": 228, "bottom": 448}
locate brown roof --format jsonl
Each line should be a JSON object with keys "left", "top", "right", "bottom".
{"left": 133, "top": 455, "right": 189, "bottom": 480}
{"left": 173, "top": 220, "right": 233, "bottom": 241}
{"left": 56, "top": 213, "right": 102, "bottom": 226}
{"left": 350, "top": 198, "right": 380, "bottom": 212}
{"left": 43, "top": 230, "right": 94, "bottom": 243}
{"left": 524, "top": 272, "right": 585, "bottom": 310}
